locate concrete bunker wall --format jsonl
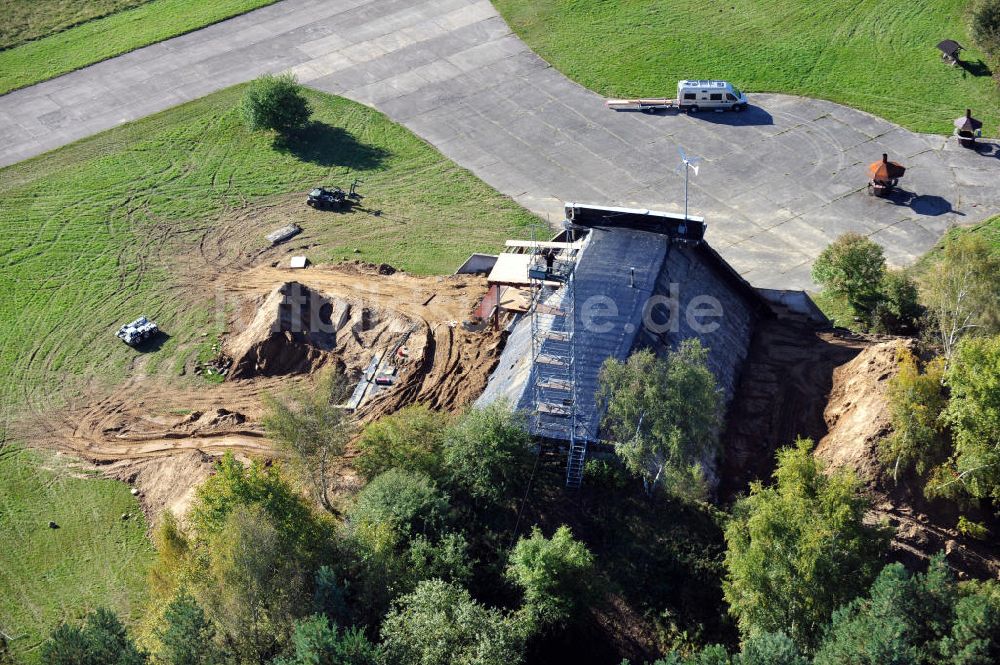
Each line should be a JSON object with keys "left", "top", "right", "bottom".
{"left": 638, "top": 243, "right": 759, "bottom": 405}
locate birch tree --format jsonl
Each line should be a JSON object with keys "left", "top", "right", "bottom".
{"left": 919, "top": 233, "right": 1000, "bottom": 360}
{"left": 597, "top": 340, "right": 721, "bottom": 499}
{"left": 263, "top": 371, "right": 353, "bottom": 515}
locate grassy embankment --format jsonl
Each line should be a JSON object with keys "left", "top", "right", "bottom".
{"left": 0, "top": 84, "right": 537, "bottom": 662}
{"left": 495, "top": 0, "right": 1000, "bottom": 135}
{"left": 0, "top": 0, "right": 279, "bottom": 95}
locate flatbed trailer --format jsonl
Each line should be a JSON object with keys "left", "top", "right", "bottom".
{"left": 605, "top": 98, "right": 680, "bottom": 113}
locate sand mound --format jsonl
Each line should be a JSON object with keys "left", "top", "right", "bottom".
{"left": 813, "top": 339, "right": 1000, "bottom": 579}
{"left": 223, "top": 281, "right": 417, "bottom": 381}
{"left": 814, "top": 339, "right": 912, "bottom": 485}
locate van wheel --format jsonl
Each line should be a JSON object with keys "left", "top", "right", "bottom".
{"left": 734, "top": 103, "right": 746, "bottom": 112}
{"left": 687, "top": 105, "right": 699, "bottom": 114}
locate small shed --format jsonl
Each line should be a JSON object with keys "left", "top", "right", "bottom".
{"left": 289, "top": 256, "right": 308, "bottom": 269}
{"left": 954, "top": 108, "right": 983, "bottom": 147}
{"left": 936, "top": 39, "right": 963, "bottom": 64}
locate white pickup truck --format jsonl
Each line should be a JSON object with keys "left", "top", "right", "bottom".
{"left": 606, "top": 80, "right": 748, "bottom": 114}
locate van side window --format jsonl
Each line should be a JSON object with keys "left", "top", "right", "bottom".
{"left": 683, "top": 93, "right": 696, "bottom": 100}
{"left": 726, "top": 93, "right": 737, "bottom": 100}
{"left": 710, "top": 93, "right": 722, "bottom": 101}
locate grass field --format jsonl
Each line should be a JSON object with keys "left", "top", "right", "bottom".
{"left": 0, "top": 446, "right": 155, "bottom": 662}
{"left": 495, "top": 0, "right": 1000, "bottom": 136}
{"left": 0, "top": 0, "right": 278, "bottom": 95}
{"left": 2, "top": 0, "right": 153, "bottom": 50}
{"left": 0, "top": 84, "right": 536, "bottom": 662}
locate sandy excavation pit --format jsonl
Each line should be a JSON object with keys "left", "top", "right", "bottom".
{"left": 32, "top": 263, "right": 505, "bottom": 522}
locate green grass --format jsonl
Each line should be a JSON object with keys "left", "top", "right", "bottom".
{"left": 2, "top": 0, "right": 152, "bottom": 49}
{"left": 495, "top": 0, "right": 1000, "bottom": 135}
{"left": 0, "top": 446, "right": 155, "bottom": 662}
{"left": 0, "top": 84, "right": 536, "bottom": 661}
{"left": 915, "top": 214, "right": 1000, "bottom": 269}
{"left": 810, "top": 289, "right": 857, "bottom": 329}
{"left": 0, "top": 0, "right": 278, "bottom": 95}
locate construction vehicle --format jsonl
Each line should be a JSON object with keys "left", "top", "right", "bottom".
{"left": 116, "top": 316, "right": 159, "bottom": 346}
{"left": 606, "top": 80, "right": 748, "bottom": 114}
{"left": 306, "top": 178, "right": 363, "bottom": 209}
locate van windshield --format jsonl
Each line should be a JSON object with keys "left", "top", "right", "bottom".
{"left": 732, "top": 87, "right": 743, "bottom": 98}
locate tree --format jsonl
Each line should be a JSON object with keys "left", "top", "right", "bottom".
{"left": 356, "top": 404, "right": 450, "bottom": 480}
{"left": 442, "top": 404, "right": 533, "bottom": 509}
{"left": 274, "top": 615, "right": 380, "bottom": 665}
{"left": 936, "top": 335, "right": 1000, "bottom": 501}
{"left": 722, "top": 439, "right": 889, "bottom": 651}
{"left": 919, "top": 233, "right": 1000, "bottom": 359}
{"left": 188, "top": 452, "right": 332, "bottom": 562}
{"left": 879, "top": 346, "right": 949, "bottom": 485}
{"left": 380, "top": 580, "right": 526, "bottom": 665}
{"left": 811, "top": 233, "right": 886, "bottom": 315}
{"left": 264, "top": 371, "right": 354, "bottom": 514}
{"left": 199, "top": 505, "right": 305, "bottom": 664}
{"left": 598, "top": 340, "right": 722, "bottom": 499}
{"left": 240, "top": 74, "right": 312, "bottom": 134}
{"left": 506, "top": 525, "right": 596, "bottom": 630}
{"left": 42, "top": 608, "right": 146, "bottom": 665}
{"left": 154, "top": 590, "right": 224, "bottom": 665}
{"left": 814, "top": 556, "right": 1000, "bottom": 665}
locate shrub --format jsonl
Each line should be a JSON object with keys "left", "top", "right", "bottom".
{"left": 442, "top": 404, "right": 533, "bottom": 509}
{"left": 356, "top": 405, "right": 450, "bottom": 480}
{"left": 811, "top": 233, "right": 886, "bottom": 317}
{"left": 957, "top": 516, "right": 990, "bottom": 540}
{"left": 240, "top": 74, "right": 312, "bottom": 134}
{"left": 380, "top": 580, "right": 526, "bottom": 665}
{"left": 506, "top": 526, "right": 596, "bottom": 629}
{"left": 872, "top": 269, "right": 921, "bottom": 333}
{"left": 879, "top": 347, "right": 949, "bottom": 485}
{"left": 348, "top": 468, "right": 450, "bottom": 541}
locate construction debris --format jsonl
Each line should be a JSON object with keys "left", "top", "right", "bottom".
{"left": 266, "top": 224, "right": 301, "bottom": 245}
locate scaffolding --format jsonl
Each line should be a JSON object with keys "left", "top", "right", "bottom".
{"left": 528, "top": 241, "right": 586, "bottom": 488}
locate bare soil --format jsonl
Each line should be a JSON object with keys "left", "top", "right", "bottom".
{"left": 25, "top": 260, "right": 503, "bottom": 523}
{"left": 816, "top": 341, "right": 1000, "bottom": 580}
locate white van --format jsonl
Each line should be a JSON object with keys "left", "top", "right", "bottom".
{"left": 677, "top": 80, "right": 747, "bottom": 113}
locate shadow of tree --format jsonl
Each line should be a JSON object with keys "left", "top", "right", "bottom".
{"left": 273, "top": 121, "right": 389, "bottom": 169}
